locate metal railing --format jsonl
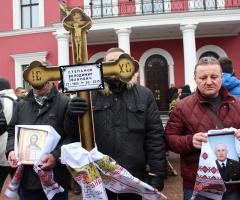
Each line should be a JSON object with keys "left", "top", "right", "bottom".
{"left": 61, "top": 0, "right": 240, "bottom": 20}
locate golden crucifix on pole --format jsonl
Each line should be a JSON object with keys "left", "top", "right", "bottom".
{"left": 23, "top": 8, "right": 139, "bottom": 152}
{"left": 63, "top": 8, "right": 94, "bottom": 151}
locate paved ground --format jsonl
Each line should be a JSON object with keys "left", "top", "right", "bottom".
{"left": 162, "top": 152, "right": 183, "bottom": 200}
{"left": 0, "top": 152, "right": 182, "bottom": 200}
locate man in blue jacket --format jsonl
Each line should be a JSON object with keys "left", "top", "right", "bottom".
{"left": 218, "top": 57, "right": 240, "bottom": 97}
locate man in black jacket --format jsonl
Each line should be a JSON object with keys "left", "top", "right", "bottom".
{"left": 68, "top": 47, "right": 167, "bottom": 200}
{"left": 215, "top": 143, "right": 240, "bottom": 182}
{"left": 6, "top": 76, "right": 79, "bottom": 200}
{"left": 168, "top": 83, "right": 177, "bottom": 103}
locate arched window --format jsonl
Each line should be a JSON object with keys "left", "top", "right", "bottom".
{"left": 199, "top": 51, "right": 219, "bottom": 59}
{"left": 145, "top": 55, "right": 169, "bottom": 111}
{"left": 96, "top": 58, "right": 104, "bottom": 63}
{"left": 145, "top": 54, "right": 168, "bottom": 68}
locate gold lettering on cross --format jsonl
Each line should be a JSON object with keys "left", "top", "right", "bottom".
{"left": 23, "top": 54, "right": 139, "bottom": 90}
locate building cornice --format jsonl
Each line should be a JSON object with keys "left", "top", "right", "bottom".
{"left": 0, "top": 26, "right": 55, "bottom": 37}
{"left": 1, "top": 9, "right": 239, "bottom": 40}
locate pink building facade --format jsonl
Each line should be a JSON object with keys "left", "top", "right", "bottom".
{"left": 0, "top": 0, "right": 240, "bottom": 111}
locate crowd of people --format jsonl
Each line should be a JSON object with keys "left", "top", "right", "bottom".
{"left": 0, "top": 52, "right": 240, "bottom": 200}
{"left": 168, "top": 84, "right": 192, "bottom": 115}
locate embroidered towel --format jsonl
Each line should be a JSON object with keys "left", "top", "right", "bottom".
{"left": 191, "top": 128, "right": 240, "bottom": 199}
{"left": 5, "top": 125, "right": 63, "bottom": 200}
{"left": 61, "top": 142, "right": 167, "bottom": 200}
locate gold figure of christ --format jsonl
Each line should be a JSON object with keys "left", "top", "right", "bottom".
{"left": 63, "top": 9, "right": 91, "bottom": 64}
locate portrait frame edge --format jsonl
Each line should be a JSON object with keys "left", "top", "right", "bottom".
{"left": 17, "top": 127, "right": 48, "bottom": 165}
{"left": 208, "top": 131, "right": 240, "bottom": 184}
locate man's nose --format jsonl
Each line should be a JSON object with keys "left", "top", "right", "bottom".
{"left": 206, "top": 77, "right": 212, "bottom": 84}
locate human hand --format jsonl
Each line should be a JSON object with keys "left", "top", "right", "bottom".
{"left": 40, "top": 154, "right": 57, "bottom": 170}
{"left": 148, "top": 174, "right": 164, "bottom": 191}
{"left": 235, "top": 129, "right": 240, "bottom": 141}
{"left": 8, "top": 151, "right": 18, "bottom": 168}
{"left": 193, "top": 132, "right": 208, "bottom": 149}
{"left": 68, "top": 97, "right": 88, "bottom": 119}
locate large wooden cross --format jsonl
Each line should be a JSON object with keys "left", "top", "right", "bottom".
{"left": 23, "top": 8, "right": 139, "bottom": 151}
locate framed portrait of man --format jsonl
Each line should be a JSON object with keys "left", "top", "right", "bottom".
{"left": 18, "top": 128, "right": 48, "bottom": 165}
{"left": 208, "top": 131, "right": 240, "bottom": 184}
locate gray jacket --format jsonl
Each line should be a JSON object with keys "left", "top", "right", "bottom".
{"left": 0, "top": 89, "right": 17, "bottom": 166}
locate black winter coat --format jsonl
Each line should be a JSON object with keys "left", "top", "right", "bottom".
{"left": 90, "top": 81, "right": 167, "bottom": 180}
{"left": 6, "top": 85, "right": 75, "bottom": 190}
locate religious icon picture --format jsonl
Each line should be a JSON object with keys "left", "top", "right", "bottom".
{"left": 208, "top": 131, "right": 240, "bottom": 184}
{"left": 18, "top": 128, "right": 47, "bottom": 165}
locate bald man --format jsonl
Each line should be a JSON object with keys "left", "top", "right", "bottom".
{"left": 215, "top": 143, "right": 240, "bottom": 182}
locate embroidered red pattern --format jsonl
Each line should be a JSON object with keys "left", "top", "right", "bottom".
{"left": 202, "top": 152, "right": 208, "bottom": 159}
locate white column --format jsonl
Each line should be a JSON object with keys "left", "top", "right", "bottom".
{"left": 169, "top": 64, "right": 175, "bottom": 86}
{"left": 115, "top": 28, "right": 131, "bottom": 54}
{"left": 52, "top": 25, "right": 70, "bottom": 66}
{"left": 12, "top": 0, "right": 20, "bottom": 29}
{"left": 39, "top": 0, "right": 45, "bottom": 27}
{"left": 180, "top": 24, "right": 197, "bottom": 92}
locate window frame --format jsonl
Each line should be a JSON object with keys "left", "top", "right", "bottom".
{"left": 12, "top": 0, "right": 44, "bottom": 30}
{"left": 10, "top": 51, "right": 49, "bottom": 89}
{"left": 21, "top": 0, "right": 39, "bottom": 29}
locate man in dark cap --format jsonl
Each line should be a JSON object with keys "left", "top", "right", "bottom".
{"left": 0, "top": 77, "right": 11, "bottom": 91}
{"left": 6, "top": 60, "right": 82, "bottom": 199}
